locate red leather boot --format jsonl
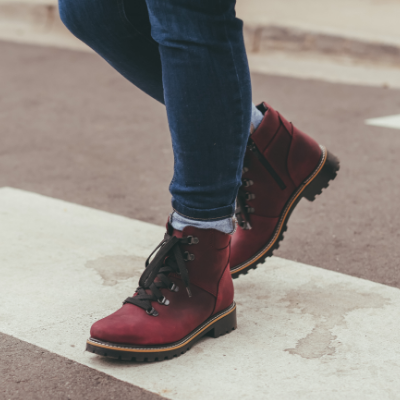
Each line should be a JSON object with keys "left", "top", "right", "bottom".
{"left": 231, "top": 102, "right": 340, "bottom": 278}
{"left": 87, "top": 223, "right": 236, "bottom": 361}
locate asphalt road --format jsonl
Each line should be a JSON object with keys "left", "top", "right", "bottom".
{"left": 1, "top": 334, "right": 166, "bottom": 400}
{"left": 1, "top": 40, "right": 399, "bottom": 399}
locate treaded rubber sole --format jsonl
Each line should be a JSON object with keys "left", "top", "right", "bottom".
{"left": 85, "top": 302, "right": 237, "bottom": 362}
{"left": 231, "top": 146, "right": 340, "bottom": 279}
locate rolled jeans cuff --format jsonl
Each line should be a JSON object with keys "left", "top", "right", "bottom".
{"left": 171, "top": 197, "right": 235, "bottom": 221}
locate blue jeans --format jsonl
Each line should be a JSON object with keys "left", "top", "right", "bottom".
{"left": 59, "top": 0, "right": 252, "bottom": 221}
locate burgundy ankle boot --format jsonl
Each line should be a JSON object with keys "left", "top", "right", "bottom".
{"left": 87, "top": 223, "right": 236, "bottom": 361}
{"left": 231, "top": 102, "right": 340, "bottom": 278}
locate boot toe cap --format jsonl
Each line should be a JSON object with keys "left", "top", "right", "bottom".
{"left": 89, "top": 304, "right": 147, "bottom": 344}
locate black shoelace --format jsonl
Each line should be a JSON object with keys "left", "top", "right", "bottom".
{"left": 124, "top": 232, "right": 198, "bottom": 317}
{"left": 235, "top": 138, "right": 286, "bottom": 230}
{"left": 235, "top": 186, "right": 253, "bottom": 230}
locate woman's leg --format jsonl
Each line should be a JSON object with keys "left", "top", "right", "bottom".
{"left": 145, "top": 0, "right": 252, "bottom": 222}
{"left": 85, "top": 1, "right": 248, "bottom": 360}
{"left": 59, "top": 0, "right": 164, "bottom": 103}
{"left": 59, "top": 0, "right": 255, "bottom": 226}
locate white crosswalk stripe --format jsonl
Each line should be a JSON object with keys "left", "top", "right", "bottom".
{"left": 365, "top": 114, "right": 400, "bottom": 130}
{"left": 1, "top": 187, "right": 400, "bottom": 399}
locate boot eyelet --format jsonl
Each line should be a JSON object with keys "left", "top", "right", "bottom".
{"left": 245, "top": 192, "right": 255, "bottom": 200}
{"left": 183, "top": 251, "right": 195, "bottom": 261}
{"left": 238, "top": 220, "right": 252, "bottom": 230}
{"left": 242, "top": 179, "right": 254, "bottom": 187}
{"left": 243, "top": 222, "right": 252, "bottom": 230}
{"left": 169, "top": 283, "right": 179, "bottom": 292}
{"left": 242, "top": 166, "right": 249, "bottom": 174}
{"left": 186, "top": 235, "right": 199, "bottom": 245}
{"left": 146, "top": 307, "right": 159, "bottom": 317}
{"left": 245, "top": 205, "right": 255, "bottom": 213}
{"left": 158, "top": 296, "right": 170, "bottom": 306}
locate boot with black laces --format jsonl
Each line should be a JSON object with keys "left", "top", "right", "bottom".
{"left": 86, "top": 222, "right": 236, "bottom": 361}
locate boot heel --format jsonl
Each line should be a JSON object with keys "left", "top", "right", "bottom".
{"left": 208, "top": 306, "right": 237, "bottom": 338}
{"left": 302, "top": 150, "right": 340, "bottom": 202}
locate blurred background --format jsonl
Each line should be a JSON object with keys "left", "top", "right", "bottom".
{"left": 1, "top": 0, "right": 400, "bottom": 86}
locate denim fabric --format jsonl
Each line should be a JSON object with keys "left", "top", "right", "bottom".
{"left": 59, "top": 0, "right": 252, "bottom": 221}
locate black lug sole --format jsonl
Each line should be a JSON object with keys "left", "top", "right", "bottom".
{"left": 86, "top": 302, "right": 237, "bottom": 362}
{"left": 231, "top": 146, "right": 340, "bottom": 279}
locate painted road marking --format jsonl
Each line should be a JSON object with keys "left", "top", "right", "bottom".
{"left": 1, "top": 187, "right": 400, "bottom": 399}
{"left": 365, "top": 114, "right": 400, "bottom": 130}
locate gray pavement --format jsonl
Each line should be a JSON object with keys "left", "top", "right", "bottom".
{"left": 3, "top": 0, "right": 400, "bottom": 89}
{"left": 1, "top": 40, "right": 400, "bottom": 398}
{"left": 237, "top": 0, "right": 400, "bottom": 47}
{"left": 1, "top": 334, "right": 165, "bottom": 400}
